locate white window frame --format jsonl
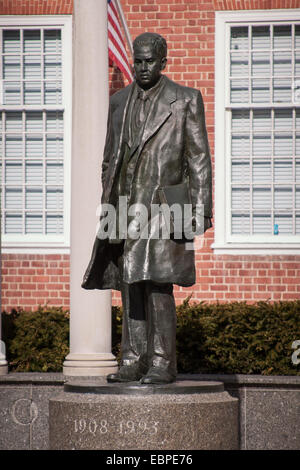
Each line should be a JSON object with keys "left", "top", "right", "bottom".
{"left": 0, "top": 15, "right": 72, "bottom": 253}
{"left": 214, "top": 9, "right": 300, "bottom": 255}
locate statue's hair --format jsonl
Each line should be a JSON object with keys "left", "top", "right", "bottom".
{"left": 133, "top": 32, "right": 167, "bottom": 59}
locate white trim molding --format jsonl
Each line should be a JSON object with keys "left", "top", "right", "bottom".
{"left": 0, "top": 15, "right": 72, "bottom": 251}
{"left": 214, "top": 9, "right": 300, "bottom": 255}
{"left": 1, "top": 246, "right": 70, "bottom": 254}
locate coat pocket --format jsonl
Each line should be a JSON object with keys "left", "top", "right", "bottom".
{"left": 158, "top": 181, "right": 193, "bottom": 238}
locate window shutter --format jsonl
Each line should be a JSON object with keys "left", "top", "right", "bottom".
{"left": 25, "top": 214, "right": 43, "bottom": 234}
{"left": 46, "top": 162, "right": 63, "bottom": 184}
{"left": 25, "top": 188, "right": 43, "bottom": 210}
{"left": 274, "top": 187, "right": 293, "bottom": 210}
{"left": 231, "top": 161, "right": 250, "bottom": 183}
{"left": 231, "top": 214, "right": 250, "bottom": 234}
{"left": 46, "top": 188, "right": 63, "bottom": 210}
{"left": 253, "top": 161, "right": 271, "bottom": 183}
{"left": 296, "top": 161, "right": 300, "bottom": 182}
{"left": 46, "top": 135, "right": 63, "bottom": 158}
{"left": 232, "top": 188, "right": 250, "bottom": 211}
{"left": 274, "top": 109, "right": 292, "bottom": 129}
{"left": 3, "top": 31, "right": 21, "bottom": 105}
{"left": 252, "top": 26, "right": 270, "bottom": 49}
{"left": 5, "top": 214, "right": 22, "bottom": 233}
{"left": 5, "top": 136, "right": 22, "bottom": 158}
{"left": 5, "top": 188, "right": 22, "bottom": 209}
{"left": 26, "top": 112, "right": 43, "bottom": 131}
{"left": 273, "top": 25, "right": 291, "bottom": 49}
{"left": 253, "top": 215, "right": 272, "bottom": 234}
{"left": 26, "top": 162, "right": 43, "bottom": 184}
{"left": 295, "top": 187, "right": 300, "bottom": 209}
{"left": 229, "top": 22, "right": 300, "bottom": 237}
{"left": 253, "top": 110, "right": 271, "bottom": 130}
{"left": 46, "top": 214, "right": 63, "bottom": 234}
{"left": 274, "top": 160, "right": 293, "bottom": 182}
{"left": 232, "top": 109, "right": 250, "bottom": 130}
{"left": 6, "top": 162, "right": 22, "bottom": 184}
{"left": 274, "top": 214, "right": 293, "bottom": 234}
{"left": 1, "top": 27, "right": 65, "bottom": 239}
{"left": 253, "top": 188, "right": 272, "bottom": 210}
{"left": 296, "top": 215, "right": 300, "bottom": 233}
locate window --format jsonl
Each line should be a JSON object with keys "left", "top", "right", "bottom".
{"left": 214, "top": 10, "right": 300, "bottom": 254}
{"left": 0, "top": 16, "right": 71, "bottom": 249}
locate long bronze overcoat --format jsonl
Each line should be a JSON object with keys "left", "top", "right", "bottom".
{"left": 82, "top": 76, "right": 212, "bottom": 291}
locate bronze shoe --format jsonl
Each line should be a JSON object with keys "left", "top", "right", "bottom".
{"left": 140, "top": 367, "right": 176, "bottom": 385}
{"left": 107, "top": 362, "right": 145, "bottom": 383}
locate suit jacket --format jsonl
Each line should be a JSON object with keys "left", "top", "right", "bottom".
{"left": 82, "top": 76, "right": 212, "bottom": 290}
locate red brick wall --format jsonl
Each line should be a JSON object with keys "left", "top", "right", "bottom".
{"left": 1, "top": 254, "right": 70, "bottom": 311}
{"left": 0, "top": 0, "right": 73, "bottom": 15}
{"left": 1, "top": 0, "right": 300, "bottom": 311}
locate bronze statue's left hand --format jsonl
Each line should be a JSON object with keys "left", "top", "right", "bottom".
{"left": 192, "top": 216, "right": 212, "bottom": 235}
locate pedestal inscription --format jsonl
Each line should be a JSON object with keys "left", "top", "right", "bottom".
{"left": 49, "top": 381, "right": 239, "bottom": 450}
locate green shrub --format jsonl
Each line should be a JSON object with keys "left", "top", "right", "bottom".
{"left": 112, "top": 306, "right": 122, "bottom": 363}
{"left": 2, "top": 300, "right": 300, "bottom": 375}
{"left": 2, "top": 308, "right": 18, "bottom": 365}
{"left": 2, "top": 306, "right": 69, "bottom": 372}
{"left": 175, "top": 299, "right": 300, "bottom": 375}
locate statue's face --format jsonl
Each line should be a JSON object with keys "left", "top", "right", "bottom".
{"left": 133, "top": 43, "right": 167, "bottom": 90}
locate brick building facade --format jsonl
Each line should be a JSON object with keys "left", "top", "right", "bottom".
{"left": 1, "top": 0, "right": 300, "bottom": 311}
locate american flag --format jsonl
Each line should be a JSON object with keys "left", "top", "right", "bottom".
{"left": 108, "top": 0, "right": 133, "bottom": 83}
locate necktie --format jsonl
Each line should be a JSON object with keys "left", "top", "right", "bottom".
{"left": 135, "top": 92, "right": 148, "bottom": 128}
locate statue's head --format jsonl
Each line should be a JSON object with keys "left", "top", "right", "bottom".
{"left": 133, "top": 32, "right": 167, "bottom": 90}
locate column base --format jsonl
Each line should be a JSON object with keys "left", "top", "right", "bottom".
{"left": 63, "top": 352, "right": 118, "bottom": 377}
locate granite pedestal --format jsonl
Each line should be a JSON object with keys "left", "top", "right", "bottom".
{"left": 49, "top": 379, "right": 238, "bottom": 450}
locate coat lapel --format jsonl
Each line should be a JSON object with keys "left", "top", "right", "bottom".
{"left": 106, "top": 83, "right": 135, "bottom": 194}
{"left": 105, "top": 78, "right": 177, "bottom": 201}
{"left": 136, "top": 77, "right": 177, "bottom": 157}
{"left": 113, "top": 83, "right": 135, "bottom": 166}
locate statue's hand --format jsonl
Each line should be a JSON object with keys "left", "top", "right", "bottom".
{"left": 191, "top": 216, "right": 212, "bottom": 235}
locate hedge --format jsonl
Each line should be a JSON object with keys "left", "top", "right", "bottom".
{"left": 2, "top": 306, "right": 69, "bottom": 372}
{"left": 175, "top": 298, "right": 300, "bottom": 375}
{"left": 2, "top": 300, "right": 300, "bottom": 375}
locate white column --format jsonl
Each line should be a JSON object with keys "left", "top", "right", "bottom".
{"left": 1, "top": 228, "right": 8, "bottom": 374}
{"left": 0, "top": 315, "right": 8, "bottom": 375}
{"left": 63, "top": 0, "right": 118, "bottom": 376}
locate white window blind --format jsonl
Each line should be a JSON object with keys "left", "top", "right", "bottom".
{"left": 229, "top": 23, "right": 300, "bottom": 237}
{"left": 0, "top": 24, "right": 66, "bottom": 241}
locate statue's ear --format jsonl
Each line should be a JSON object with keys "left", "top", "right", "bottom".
{"left": 160, "top": 57, "right": 167, "bottom": 71}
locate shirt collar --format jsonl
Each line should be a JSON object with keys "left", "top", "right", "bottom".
{"left": 136, "top": 75, "right": 165, "bottom": 101}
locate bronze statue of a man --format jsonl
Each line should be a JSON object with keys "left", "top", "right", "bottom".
{"left": 82, "top": 32, "right": 212, "bottom": 384}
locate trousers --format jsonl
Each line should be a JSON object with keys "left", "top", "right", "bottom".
{"left": 118, "top": 256, "right": 177, "bottom": 376}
